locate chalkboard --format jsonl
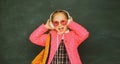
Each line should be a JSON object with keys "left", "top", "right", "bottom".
{"left": 0, "top": 0, "right": 120, "bottom": 64}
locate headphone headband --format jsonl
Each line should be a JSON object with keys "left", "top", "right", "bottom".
{"left": 49, "top": 10, "right": 70, "bottom": 22}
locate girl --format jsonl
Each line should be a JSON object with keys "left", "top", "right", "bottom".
{"left": 29, "top": 10, "right": 89, "bottom": 64}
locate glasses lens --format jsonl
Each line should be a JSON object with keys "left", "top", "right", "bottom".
{"left": 61, "top": 20, "right": 67, "bottom": 25}
{"left": 53, "top": 21, "right": 59, "bottom": 26}
{"left": 53, "top": 20, "right": 67, "bottom": 26}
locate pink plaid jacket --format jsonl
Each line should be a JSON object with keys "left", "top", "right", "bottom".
{"left": 29, "top": 21, "right": 89, "bottom": 64}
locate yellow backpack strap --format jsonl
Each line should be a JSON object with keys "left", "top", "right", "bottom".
{"left": 31, "top": 33, "right": 51, "bottom": 64}
{"left": 42, "top": 33, "right": 51, "bottom": 64}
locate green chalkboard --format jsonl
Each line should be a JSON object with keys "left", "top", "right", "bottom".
{"left": 0, "top": 0, "right": 120, "bottom": 64}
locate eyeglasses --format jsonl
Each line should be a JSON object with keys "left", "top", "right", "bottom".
{"left": 52, "top": 20, "right": 67, "bottom": 26}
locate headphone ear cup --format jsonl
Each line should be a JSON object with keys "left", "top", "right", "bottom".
{"left": 49, "top": 11, "right": 54, "bottom": 28}
{"left": 50, "top": 21, "right": 54, "bottom": 28}
{"left": 67, "top": 19, "right": 71, "bottom": 25}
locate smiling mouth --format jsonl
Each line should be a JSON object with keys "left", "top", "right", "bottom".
{"left": 58, "top": 27, "right": 64, "bottom": 32}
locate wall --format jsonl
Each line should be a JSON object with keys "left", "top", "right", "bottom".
{"left": 0, "top": 0, "right": 120, "bottom": 64}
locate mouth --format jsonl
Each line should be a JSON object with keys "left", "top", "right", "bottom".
{"left": 58, "top": 27, "right": 64, "bottom": 32}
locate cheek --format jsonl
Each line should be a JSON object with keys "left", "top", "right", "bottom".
{"left": 62, "top": 25, "right": 67, "bottom": 30}
{"left": 54, "top": 27, "right": 59, "bottom": 31}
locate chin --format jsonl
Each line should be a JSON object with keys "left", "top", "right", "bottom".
{"left": 58, "top": 30, "right": 66, "bottom": 34}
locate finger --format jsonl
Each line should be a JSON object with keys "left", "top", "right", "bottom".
{"left": 70, "top": 16, "right": 73, "bottom": 21}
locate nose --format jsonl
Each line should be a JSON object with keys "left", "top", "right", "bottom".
{"left": 58, "top": 22, "right": 62, "bottom": 27}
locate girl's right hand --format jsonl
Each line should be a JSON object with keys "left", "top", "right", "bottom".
{"left": 45, "top": 19, "right": 54, "bottom": 29}
{"left": 67, "top": 16, "right": 73, "bottom": 25}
